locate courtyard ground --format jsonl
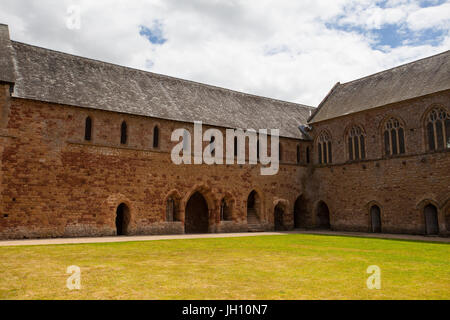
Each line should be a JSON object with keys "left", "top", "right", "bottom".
{"left": 0, "top": 234, "right": 448, "bottom": 300}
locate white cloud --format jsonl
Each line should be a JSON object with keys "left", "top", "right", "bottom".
{"left": 0, "top": 0, "right": 448, "bottom": 107}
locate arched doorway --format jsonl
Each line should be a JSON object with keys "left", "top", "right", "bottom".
{"left": 116, "top": 203, "right": 130, "bottom": 236}
{"left": 424, "top": 204, "right": 439, "bottom": 235}
{"left": 274, "top": 204, "right": 285, "bottom": 231}
{"left": 317, "top": 201, "right": 330, "bottom": 229}
{"left": 247, "top": 191, "right": 261, "bottom": 224}
{"left": 294, "top": 195, "right": 307, "bottom": 228}
{"left": 370, "top": 205, "right": 382, "bottom": 233}
{"left": 185, "top": 192, "right": 209, "bottom": 234}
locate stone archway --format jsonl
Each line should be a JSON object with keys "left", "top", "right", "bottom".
{"left": 370, "top": 205, "right": 382, "bottom": 233}
{"left": 115, "top": 203, "right": 130, "bottom": 236}
{"left": 424, "top": 204, "right": 439, "bottom": 235}
{"left": 247, "top": 190, "right": 261, "bottom": 224}
{"left": 316, "top": 201, "right": 330, "bottom": 229}
{"left": 185, "top": 192, "right": 210, "bottom": 234}
{"left": 274, "top": 203, "right": 285, "bottom": 231}
{"left": 294, "top": 195, "right": 307, "bottom": 228}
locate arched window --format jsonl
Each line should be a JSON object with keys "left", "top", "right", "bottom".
{"left": 383, "top": 117, "right": 405, "bottom": 156}
{"left": 317, "top": 131, "right": 332, "bottom": 164}
{"left": 120, "top": 121, "right": 127, "bottom": 145}
{"left": 153, "top": 126, "right": 160, "bottom": 148}
{"left": 296, "top": 145, "right": 301, "bottom": 164}
{"left": 84, "top": 117, "right": 92, "bottom": 141}
{"left": 347, "top": 125, "right": 366, "bottom": 161}
{"left": 426, "top": 107, "right": 450, "bottom": 151}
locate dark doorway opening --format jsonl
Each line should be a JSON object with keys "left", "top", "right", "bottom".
{"left": 116, "top": 203, "right": 130, "bottom": 236}
{"left": 317, "top": 201, "right": 330, "bottom": 229}
{"left": 274, "top": 204, "right": 285, "bottom": 231}
{"left": 370, "top": 205, "right": 382, "bottom": 233}
{"left": 294, "top": 195, "right": 307, "bottom": 228}
{"left": 247, "top": 191, "right": 261, "bottom": 224}
{"left": 185, "top": 192, "right": 209, "bottom": 234}
{"left": 424, "top": 204, "right": 439, "bottom": 235}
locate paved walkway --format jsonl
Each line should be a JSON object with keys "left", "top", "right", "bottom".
{"left": 0, "top": 230, "right": 448, "bottom": 247}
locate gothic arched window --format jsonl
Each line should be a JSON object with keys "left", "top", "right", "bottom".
{"left": 383, "top": 117, "right": 405, "bottom": 156}
{"left": 317, "top": 131, "right": 332, "bottom": 164}
{"left": 426, "top": 107, "right": 450, "bottom": 151}
{"left": 347, "top": 125, "right": 366, "bottom": 161}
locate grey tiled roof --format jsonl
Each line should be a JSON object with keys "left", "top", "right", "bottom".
{"left": 7, "top": 39, "right": 313, "bottom": 139}
{"left": 309, "top": 50, "right": 450, "bottom": 123}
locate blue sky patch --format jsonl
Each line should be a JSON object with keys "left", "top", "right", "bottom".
{"left": 139, "top": 21, "right": 167, "bottom": 45}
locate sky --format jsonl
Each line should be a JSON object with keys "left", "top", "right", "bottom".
{"left": 0, "top": 0, "right": 449, "bottom": 107}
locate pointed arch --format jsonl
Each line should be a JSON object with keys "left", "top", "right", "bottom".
{"left": 423, "top": 105, "right": 449, "bottom": 151}
{"left": 381, "top": 116, "right": 406, "bottom": 156}
{"left": 315, "top": 130, "right": 332, "bottom": 165}
{"left": 345, "top": 124, "right": 366, "bottom": 161}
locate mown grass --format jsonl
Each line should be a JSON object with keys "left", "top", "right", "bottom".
{"left": 0, "top": 234, "right": 448, "bottom": 300}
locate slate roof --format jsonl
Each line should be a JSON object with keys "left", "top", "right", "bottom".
{"left": 0, "top": 24, "right": 313, "bottom": 139}
{"left": 309, "top": 50, "right": 450, "bottom": 123}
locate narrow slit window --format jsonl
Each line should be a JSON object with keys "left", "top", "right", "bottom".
{"left": 85, "top": 117, "right": 92, "bottom": 141}
{"left": 120, "top": 121, "right": 127, "bottom": 145}
{"left": 153, "top": 126, "right": 160, "bottom": 148}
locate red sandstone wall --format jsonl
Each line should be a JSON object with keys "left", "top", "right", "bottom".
{"left": 0, "top": 95, "right": 307, "bottom": 239}
{"left": 307, "top": 90, "right": 450, "bottom": 236}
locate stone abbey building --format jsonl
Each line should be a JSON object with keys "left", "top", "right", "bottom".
{"left": 0, "top": 24, "right": 449, "bottom": 239}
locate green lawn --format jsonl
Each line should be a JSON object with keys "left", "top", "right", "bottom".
{"left": 0, "top": 234, "right": 448, "bottom": 300}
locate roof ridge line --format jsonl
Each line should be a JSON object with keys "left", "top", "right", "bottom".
{"left": 12, "top": 40, "right": 313, "bottom": 109}
{"left": 341, "top": 50, "right": 450, "bottom": 86}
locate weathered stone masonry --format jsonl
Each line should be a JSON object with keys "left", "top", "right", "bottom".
{"left": 0, "top": 23, "right": 449, "bottom": 239}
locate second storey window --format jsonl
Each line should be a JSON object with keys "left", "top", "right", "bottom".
{"left": 426, "top": 107, "right": 450, "bottom": 151}
{"left": 347, "top": 126, "right": 365, "bottom": 161}
{"left": 84, "top": 117, "right": 92, "bottom": 141}
{"left": 121, "top": 121, "right": 127, "bottom": 145}
{"left": 318, "top": 131, "right": 332, "bottom": 164}
{"left": 153, "top": 126, "right": 160, "bottom": 148}
{"left": 384, "top": 117, "right": 405, "bottom": 156}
